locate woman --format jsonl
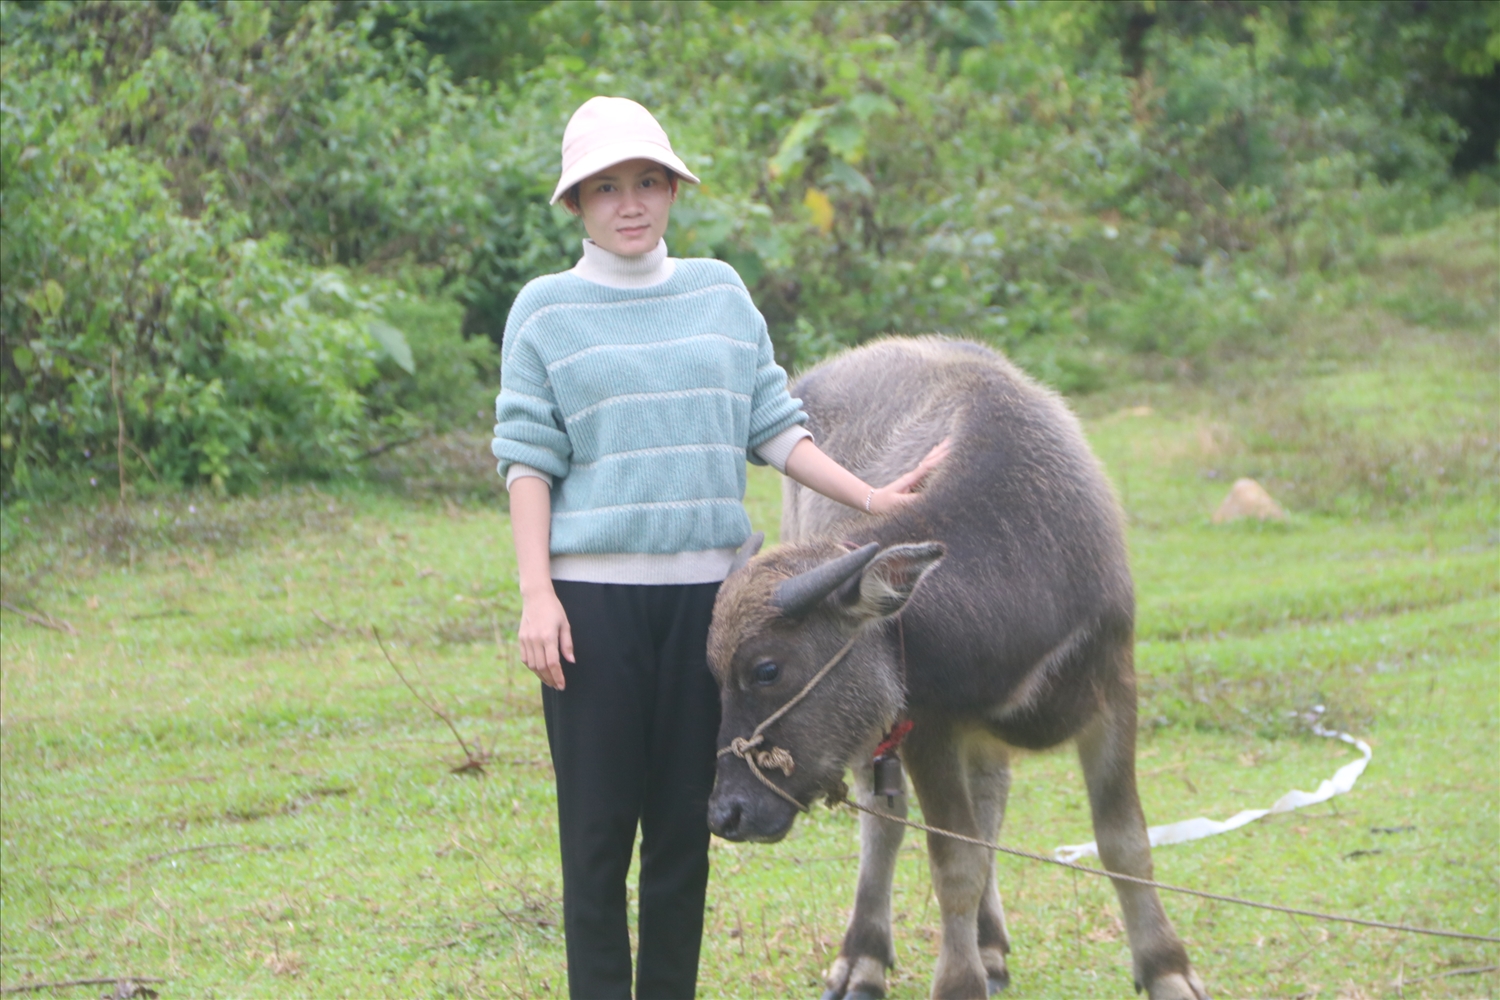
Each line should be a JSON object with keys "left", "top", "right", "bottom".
{"left": 492, "top": 96, "right": 946, "bottom": 1000}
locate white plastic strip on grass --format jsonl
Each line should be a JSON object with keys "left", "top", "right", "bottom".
{"left": 1054, "top": 707, "right": 1373, "bottom": 863}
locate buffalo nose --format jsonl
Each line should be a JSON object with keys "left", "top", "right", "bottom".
{"left": 708, "top": 797, "right": 744, "bottom": 840}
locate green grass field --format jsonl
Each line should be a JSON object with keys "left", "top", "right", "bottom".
{"left": 2, "top": 214, "right": 1497, "bottom": 998}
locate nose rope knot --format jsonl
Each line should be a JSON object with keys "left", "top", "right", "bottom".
{"left": 755, "top": 745, "right": 796, "bottom": 777}
{"left": 724, "top": 734, "right": 794, "bottom": 774}
{"left": 719, "top": 733, "right": 805, "bottom": 811}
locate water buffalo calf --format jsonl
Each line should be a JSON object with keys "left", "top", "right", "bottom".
{"left": 706, "top": 337, "right": 1207, "bottom": 1000}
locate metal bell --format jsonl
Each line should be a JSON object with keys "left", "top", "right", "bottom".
{"left": 874, "top": 753, "right": 905, "bottom": 805}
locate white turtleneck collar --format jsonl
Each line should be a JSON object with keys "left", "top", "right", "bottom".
{"left": 571, "top": 238, "right": 677, "bottom": 289}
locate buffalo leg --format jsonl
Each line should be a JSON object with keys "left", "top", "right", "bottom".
{"left": 1075, "top": 654, "right": 1207, "bottom": 1000}
{"left": 963, "top": 733, "right": 1012, "bottom": 995}
{"left": 823, "top": 758, "right": 906, "bottom": 1000}
{"left": 904, "top": 721, "right": 990, "bottom": 1000}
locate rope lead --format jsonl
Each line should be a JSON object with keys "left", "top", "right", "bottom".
{"left": 836, "top": 793, "right": 1500, "bottom": 945}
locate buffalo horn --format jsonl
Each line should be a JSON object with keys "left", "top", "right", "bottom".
{"left": 772, "top": 542, "right": 880, "bottom": 618}
{"left": 726, "top": 531, "right": 765, "bottom": 578}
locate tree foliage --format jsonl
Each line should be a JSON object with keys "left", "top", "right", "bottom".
{"left": 2, "top": 0, "right": 1495, "bottom": 495}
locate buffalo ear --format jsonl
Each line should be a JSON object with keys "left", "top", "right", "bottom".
{"left": 839, "top": 542, "right": 946, "bottom": 621}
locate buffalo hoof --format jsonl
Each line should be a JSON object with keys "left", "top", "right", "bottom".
{"left": 1146, "top": 971, "right": 1209, "bottom": 1000}
{"left": 820, "top": 988, "right": 886, "bottom": 1000}
{"left": 987, "top": 970, "right": 1010, "bottom": 995}
{"left": 822, "top": 954, "right": 888, "bottom": 1000}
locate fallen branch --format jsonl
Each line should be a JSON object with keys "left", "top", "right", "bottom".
{"left": 1396, "top": 965, "right": 1499, "bottom": 986}
{"left": 448, "top": 836, "right": 559, "bottom": 929}
{"left": 0, "top": 600, "right": 77, "bottom": 636}
{"left": 373, "top": 626, "right": 488, "bottom": 775}
{"left": 0, "top": 977, "right": 164, "bottom": 996}
{"left": 128, "top": 609, "right": 193, "bottom": 621}
{"left": 140, "top": 842, "right": 252, "bottom": 866}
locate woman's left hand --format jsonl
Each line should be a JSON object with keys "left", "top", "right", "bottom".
{"left": 868, "top": 437, "right": 951, "bottom": 515}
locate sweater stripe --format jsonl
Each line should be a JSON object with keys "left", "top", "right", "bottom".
{"left": 566, "top": 387, "right": 751, "bottom": 425}
{"left": 507, "top": 282, "right": 749, "bottom": 347}
{"left": 552, "top": 497, "right": 745, "bottom": 518}
{"left": 548, "top": 333, "right": 756, "bottom": 373}
{"left": 571, "top": 443, "right": 745, "bottom": 470}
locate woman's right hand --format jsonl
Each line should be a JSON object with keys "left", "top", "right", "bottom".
{"left": 519, "top": 587, "right": 573, "bottom": 690}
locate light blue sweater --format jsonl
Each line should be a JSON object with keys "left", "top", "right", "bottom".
{"left": 492, "top": 254, "right": 806, "bottom": 576}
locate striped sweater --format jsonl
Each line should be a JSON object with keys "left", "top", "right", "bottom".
{"left": 492, "top": 243, "right": 808, "bottom": 584}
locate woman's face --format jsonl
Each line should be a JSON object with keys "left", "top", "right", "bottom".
{"left": 571, "top": 158, "right": 677, "bottom": 256}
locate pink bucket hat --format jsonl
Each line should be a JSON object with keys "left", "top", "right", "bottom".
{"left": 550, "top": 96, "right": 700, "bottom": 205}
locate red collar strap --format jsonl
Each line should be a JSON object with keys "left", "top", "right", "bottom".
{"left": 873, "top": 719, "right": 914, "bottom": 760}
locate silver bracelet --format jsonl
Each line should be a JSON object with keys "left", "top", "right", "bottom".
{"left": 864, "top": 487, "right": 874, "bottom": 514}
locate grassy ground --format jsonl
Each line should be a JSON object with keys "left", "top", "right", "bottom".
{"left": 1, "top": 213, "right": 1496, "bottom": 998}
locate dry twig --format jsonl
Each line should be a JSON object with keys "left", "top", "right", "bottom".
{"left": 372, "top": 626, "right": 489, "bottom": 775}
{"left": 0, "top": 600, "right": 77, "bottom": 635}
{"left": 0, "top": 977, "right": 164, "bottom": 996}
{"left": 139, "top": 842, "right": 251, "bottom": 866}
{"left": 1395, "top": 965, "right": 1499, "bottom": 986}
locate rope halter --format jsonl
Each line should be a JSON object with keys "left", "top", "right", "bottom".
{"left": 717, "top": 630, "right": 864, "bottom": 813}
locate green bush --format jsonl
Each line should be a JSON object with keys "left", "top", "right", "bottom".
{"left": 0, "top": 2, "right": 503, "bottom": 495}
{"left": 488, "top": 0, "right": 1488, "bottom": 384}
{"left": 366, "top": 293, "right": 498, "bottom": 435}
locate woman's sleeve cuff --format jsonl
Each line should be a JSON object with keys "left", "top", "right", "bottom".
{"left": 505, "top": 463, "right": 554, "bottom": 491}
{"left": 753, "top": 425, "right": 814, "bottom": 473}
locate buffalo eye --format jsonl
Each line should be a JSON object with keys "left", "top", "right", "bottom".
{"left": 752, "top": 661, "right": 780, "bottom": 686}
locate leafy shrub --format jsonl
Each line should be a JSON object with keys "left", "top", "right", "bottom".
{"left": 0, "top": 2, "right": 503, "bottom": 495}
{"left": 367, "top": 294, "right": 498, "bottom": 434}
{"left": 492, "top": 0, "right": 1487, "bottom": 385}
{"left": 0, "top": 103, "right": 385, "bottom": 492}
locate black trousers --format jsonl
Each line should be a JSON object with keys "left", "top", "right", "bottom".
{"left": 542, "top": 580, "right": 722, "bottom": 1000}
